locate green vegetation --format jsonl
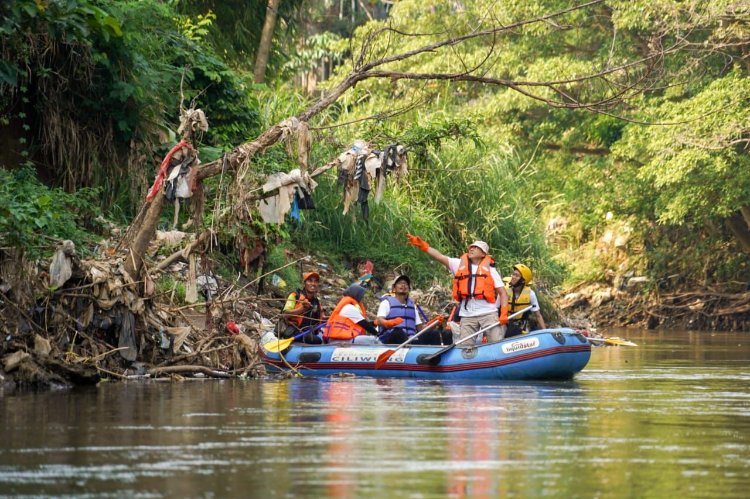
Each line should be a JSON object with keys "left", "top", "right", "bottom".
{"left": 156, "top": 275, "right": 186, "bottom": 305}
{"left": 1, "top": 0, "right": 260, "bottom": 211}
{"left": 0, "top": 167, "right": 103, "bottom": 257}
{"left": 2, "top": 0, "right": 749, "bottom": 301}
{"left": 264, "top": 246, "right": 302, "bottom": 293}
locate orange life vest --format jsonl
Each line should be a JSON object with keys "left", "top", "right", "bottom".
{"left": 324, "top": 296, "right": 366, "bottom": 341}
{"left": 452, "top": 254, "right": 497, "bottom": 304}
{"left": 285, "top": 289, "right": 322, "bottom": 328}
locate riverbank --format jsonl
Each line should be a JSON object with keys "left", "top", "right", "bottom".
{"left": 558, "top": 281, "right": 750, "bottom": 332}
{"left": 2, "top": 238, "right": 747, "bottom": 390}
{"left": 0, "top": 241, "right": 456, "bottom": 389}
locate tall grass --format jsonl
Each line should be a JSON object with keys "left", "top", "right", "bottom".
{"left": 294, "top": 171, "right": 451, "bottom": 285}
{"left": 294, "top": 135, "right": 562, "bottom": 289}
{"left": 244, "top": 84, "right": 562, "bottom": 292}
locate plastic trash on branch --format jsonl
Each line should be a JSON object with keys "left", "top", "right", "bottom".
{"left": 271, "top": 274, "right": 286, "bottom": 289}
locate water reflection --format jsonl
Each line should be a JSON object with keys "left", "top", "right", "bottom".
{"left": 253, "top": 378, "right": 593, "bottom": 498}
{"left": 0, "top": 330, "right": 749, "bottom": 497}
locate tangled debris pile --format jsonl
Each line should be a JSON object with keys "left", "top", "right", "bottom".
{"left": 0, "top": 238, "right": 269, "bottom": 388}
{"left": 558, "top": 281, "right": 750, "bottom": 331}
{"left": 0, "top": 237, "right": 455, "bottom": 389}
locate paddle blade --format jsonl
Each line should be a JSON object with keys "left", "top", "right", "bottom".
{"left": 588, "top": 337, "right": 638, "bottom": 347}
{"left": 606, "top": 337, "right": 638, "bottom": 346}
{"left": 265, "top": 337, "right": 294, "bottom": 353}
{"left": 423, "top": 344, "right": 451, "bottom": 362}
{"left": 374, "top": 349, "right": 395, "bottom": 369}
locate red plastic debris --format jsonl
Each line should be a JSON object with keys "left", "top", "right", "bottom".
{"left": 226, "top": 321, "right": 240, "bottom": 335}
{"left": 361, "top": 260, "right": 374, "bottom": 275}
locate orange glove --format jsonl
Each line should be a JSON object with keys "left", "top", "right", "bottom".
{"left": 406, "top": 234, "right": 429, "bottom": 252}
{"left": 499, "top": 306, "right": 509, "bottom": 325}
{"left": 383, "top": 317, "right": 404, "bottom": 328}
{"left": 426, "top": 315, "right": 445, "bottom": 328}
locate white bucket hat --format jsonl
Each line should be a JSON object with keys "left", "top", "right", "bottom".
{"left": 469, "top": 240, "right": 489, "bottom": 255}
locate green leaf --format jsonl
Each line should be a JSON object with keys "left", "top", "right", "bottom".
{"left": 102, "top": 16, "right": 122, "bottom": 36}
{"left": 0, "top": 59, "right": 18, "bottom": 86}
{"left": 20, "top": 2, "right": 39, "bottom": 18}
{"left": 199, "top": 146, "right": 223, "bottom": 163}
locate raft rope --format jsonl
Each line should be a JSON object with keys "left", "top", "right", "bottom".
{"left": 278, "top": 349, "right": 303, "bottom": 377}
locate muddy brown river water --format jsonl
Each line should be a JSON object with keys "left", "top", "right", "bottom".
{"left": 1, "top": 328, "right": 749, "bottom": 497}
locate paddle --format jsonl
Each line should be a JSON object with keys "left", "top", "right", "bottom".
{"left": 416, "top": 303, "right": 430, "bottom": 322}
{"left": 265, "top": 323, "right": 326, "bottom": 353}
{"left": 587, "top": 336, "right": 638, "bottom": 347}
{"left": 373, "top": 317, "right": 442, "bottom": 369}
{"left": 422, "top": 306, "right": 533, "bottom": 362}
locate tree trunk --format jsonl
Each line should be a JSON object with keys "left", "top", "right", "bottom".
{"left": 726, "top": 211, "right": 750, "bottom": 254}
{"left": 740, "top": 205, "right": 750, "bottom": 228}
{"left": 124, "top": 193, "right": 165, "bottom": 281}
{"left": 253, "top": 0, "right": 281, "bottom": 84}
{"left": 119, "top": 1, "right": 620, "bottom": 281}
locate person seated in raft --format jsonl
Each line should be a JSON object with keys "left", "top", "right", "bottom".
{"left": 280, "top": 272, "right": 324, "bottom": 344}
{"left": 376, "top": 275, "right": 451, "bottom": 345}
{"left": 503, "top": 264, "right": 546, "bottom": 338}
{"left": 323, "top": 284, "right": 393, "bottom": 344}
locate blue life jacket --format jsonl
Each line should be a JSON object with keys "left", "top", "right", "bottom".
{"left": 379, "top": 295, "right": 417, "bottom": 336}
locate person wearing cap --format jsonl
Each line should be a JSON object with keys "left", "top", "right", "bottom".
{"left": 281, "top": 272, "right": 324, "bottom": 344}
{"left": 376, "top": 275, "right": 451, "bottom": 345}
{"left": 375, "top": 275, "right": 418, "bottom": 344}
{"left": 406, "top": 235, "right": 509, "bottom": 343}
{"left": 504, "top": 264, "right": 546, "bottom": 337}
{"left": 323, "top": 284, "right": 387, "bottom": 344}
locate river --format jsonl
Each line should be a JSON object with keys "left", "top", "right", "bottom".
{"left": 1, "top": 329, "right": 749, "bottom": 497}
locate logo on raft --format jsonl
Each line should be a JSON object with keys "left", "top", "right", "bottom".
{"left": 331, "top": 348, "right": 408, "bottom": 364}
{"left": 501, "top": 337, "right": 540, "bottom": 354}
{"left": 260, "top": 331, "right": 410, "bottom": 364}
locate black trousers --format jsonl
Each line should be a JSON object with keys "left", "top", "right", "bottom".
{"left": 279, "top": 323, "right": 323, "bottom": 344}
{"left": 505, "top": 322, "right": 531, "bottom": 338}
{"left": 379, "top": 327, "right": 453, "bottom": 346}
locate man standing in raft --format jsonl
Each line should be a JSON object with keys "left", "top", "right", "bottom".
{"left": 406, "top": 235, "right": 509, "bottom": 343}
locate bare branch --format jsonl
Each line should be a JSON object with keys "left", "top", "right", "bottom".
{"left": 310, "top": 97, "right": 426, "bottom": 130}
{"left": 125, "top": 0, "right": 681, "bottom": 279}
{"left": 359, "top": 0, "right": 606, "bottom": 72}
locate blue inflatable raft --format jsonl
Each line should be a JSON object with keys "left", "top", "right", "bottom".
{"left": 259, "top": 328, "right": 591, "bottom": 380}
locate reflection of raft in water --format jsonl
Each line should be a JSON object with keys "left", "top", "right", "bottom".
{"left": 259, "top": 328, "right": 592, "bottom": 380}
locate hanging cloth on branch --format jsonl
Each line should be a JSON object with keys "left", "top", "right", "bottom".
{"left": 354, "top": 153, "right": 370, "bottom": 223}
{"left": 146, "top": 140, "right": 194, "bottom": 202}
{"left": 257, "top": 169, "right": 318, "bottom": 224}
